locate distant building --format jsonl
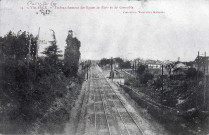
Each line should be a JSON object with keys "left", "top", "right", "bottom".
{"left": 172, "top": 62, "right": 188, "bottom": 75}
{"left": 114, "top": 70, "right": 124, "bottom": 78}
{"left": 193, "top": 56, "right": 209, "bottom": 75}
{"left": 113, "top": 63, "right": 119, "bottom": 69}
{"left": 184, "top": 61, "right": 195, "bottom": 68}
{"left": 112, "top": 70, "right": 124, "bottom": 85}
{"left": 104, "top": 64, "right": 111, "bottom": 69}
{"left": 146, "top": 60, "right": 162, "bottom": 69}
{"left": 147, "top": 63, "right": 161, "bottom": 69}
{"left": 113, "top": 78, "right": 124, "bottom": 85}
{"left": 173, "top": 62, "right": 188, "bottom": 69}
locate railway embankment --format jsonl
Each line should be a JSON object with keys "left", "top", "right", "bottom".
{"left": 120, "top": 85, "right": 199, "bottom": 135}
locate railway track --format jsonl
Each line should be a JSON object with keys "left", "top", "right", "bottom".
{"left": 98, "top": 68, "right": 144, "bottom": 135}
{"left": 75, "top": 65, "right": 145, "bottom": 135}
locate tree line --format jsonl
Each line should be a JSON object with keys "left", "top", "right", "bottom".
{"left": 0, "top": 30, "right": 81, "bottom": 134}
{"left": 99, "top": 57, "right": 131, "bottom": 69}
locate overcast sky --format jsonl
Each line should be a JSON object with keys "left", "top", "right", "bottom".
{"left": 1, "top": 0, "right": 209, "bottom": 61}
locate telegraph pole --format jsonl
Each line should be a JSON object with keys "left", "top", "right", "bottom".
{"left": 138, "top": 59, "right": 140, "bottom": 69}
{"left": 110, "top": 57, "right": 113, "bottom": 72}
{"left": 197, "top": 51, "right": 200, "bottom": 83}
{"left": 110, "top": 57, "right": 113, "bottom": 81}
{"left": 134, "top": 60, "right": 136, "bottom": 75}
{"left": 34, "top": 27, "right": 40, "bottom": 81}
{"left": 86, "top": 61, "right": 89, "bottom": 80}
{"left": 204, "top": 52, "right": 206, "bottom": 104}
{"left": 161, "top": 64, "right": 164, "bottom": 103}
{"left": 132, "top": 63, "right": 134, "bottom": 74}
{"left": 196, "top": 51, "right": 200, "bottom": 107}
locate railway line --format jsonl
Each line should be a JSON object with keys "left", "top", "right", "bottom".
{"left": 75, "top": 65, "right": 145, "bottom": 135}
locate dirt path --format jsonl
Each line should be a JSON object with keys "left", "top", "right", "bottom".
{"left": 64, "top": 80, "right": 88, "bottom": 135}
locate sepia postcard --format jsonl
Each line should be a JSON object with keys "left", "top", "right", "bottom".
{"left": 0, "top": 0, "right": 209, "bottom": 134}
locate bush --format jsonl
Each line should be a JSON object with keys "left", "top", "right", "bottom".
{"left": 153, "top": 77, "right": 162, "bottom": 89}
{"left": 136, "top": 65, "right": 146, "bottom": 75}
{"left": 186, "top": 68, "right": 197, "bottom": 78}
{"left": 140, "top": 73, "right": 154, "bottom": 84}
{"left": 186, "top": 68, "right": 204, "bottom": 79}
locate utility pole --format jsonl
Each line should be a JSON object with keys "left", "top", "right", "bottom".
{"left": 161, "top": 64, "right": 164, "bottom": 103}
{"left": 34, "top": 27, "right": 40, "bottom": 81}
{"left": 204, "top": 52, "right": 206, "bottom": 104}
{"left": 132, "top": 63, "right": 134, "bottom": 74}
{"left": 196, "top": 51, "right": 200, "bottom": 107}
{"left": 110, "top": 57, "right": 113, "bottom": 72}
{"left": 138, "top": 59, "right": 140, "bottom": 69}
{"left": 197, "top": 51, "right": 200, "bottom": 83}
{"left": 134, "top": 59, "right": 136, "bottom": 75}
{"left": 86, "top": 61, "right": 89, "bottom": 80}
{"left": 110, "top": 57, "right": 113, "bottom": 81}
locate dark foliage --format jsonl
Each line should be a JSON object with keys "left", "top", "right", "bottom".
{"left": 99, "top": 57, "right": 131, "bottom": 69}
{"left": 114, "top": 57, "right": 123, "bottom": 64}
{"left": 99, "top": 58, "right": 111, "bottom": 66}
{"left": 186, "top": 68, "right": 204, "bottom": 79}
{"left": 0, "top": 30, "right": 82, "bottom": 134}
{"left": 42, "top": 30, "right": 63, "bottom": 69}
{"left": 186, "top": 68, "right": 197, "bottom": 78}
{"left": 140, "top": 72, "right": 154, "bottom": 84}
{"left": 64, "top": 32, "right": 81, "bottom": 77}
{"left": 136, "top": 65, "right": 146, "bottom": 75}
{"left": 153, "top": 76, "right": 163, "bottom": 89}
{"left": 119, "top": 61, "right": 131, "bottom": 69}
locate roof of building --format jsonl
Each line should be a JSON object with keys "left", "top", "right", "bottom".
{"left": 144, "top": 60, "right": 163, "bottom": 65}
{"left": 173, "top": 62, "right": 188, "bottom": 69}
{"left": 194, "top": 56, "right": 209, "bottom": 64}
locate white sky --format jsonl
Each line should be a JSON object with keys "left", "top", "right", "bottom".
{"left": 1, "top": 0, "right": 209, "bottom": 61}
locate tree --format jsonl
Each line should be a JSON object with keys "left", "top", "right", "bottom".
{"left": 120, "top": 61, "right": 131, "bottom": 69}
{"left": 64, "top": 30, "right": 81, "bottom": 77}
{"left": 136, "top": 65, "right": 146, "bottom": 75}
{"left": 42, "top": 30, "right": 62, "bottom": 69}
{"left": 140, "top": 73, "right": 154, "bottom": 84}
{"left": 100, "top": 58, "right": 110, "bottom": 66}
{"left": 0, "top": 31, "right": 37, "bottom": 129}
{"left": 186, "top": 68, "right": 197, "bottom": 78}
{"left": 186, "top": 68, "right": 204, "bottom": 79}
{"left": 153, "top": 76, "right": 163, "bottom": 89}
{"left": 0, "top": 30, "right": 83, "bottom": 133}
{"left": 1, "top": 31, "right": 30, "bottom": 60}
{"left": 114, "top": 57, "right": 123, "bottom": 64}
